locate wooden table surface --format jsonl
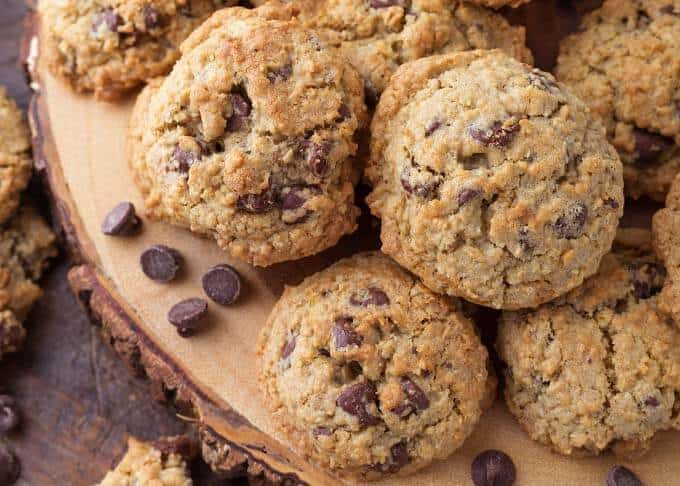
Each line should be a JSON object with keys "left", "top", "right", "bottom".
{"left": 0, "top": 3, "right": 246, "bottom": 484}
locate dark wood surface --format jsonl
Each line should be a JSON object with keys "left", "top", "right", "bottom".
{"left": 1, "top": 3, "right": 245, "bottom": 484}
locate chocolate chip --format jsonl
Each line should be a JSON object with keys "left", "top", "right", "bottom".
{"left": 336, "top": 382, "right": 380, "bottom": 426}
{"left": 630, "top": 261, "right": 665, "bottom": 299}
{"left": 171, "top": 145, "right": 201, "bottom": 172}
{"left": 142, "top": 5, "right": 163, "bottom": 29}
{"left": 93, "top": 8, "right": 120, "bottom": 32}
{"left": 368, "top": 0, "right": 408, "bottom": 8}
{"left": 401, "top": 378, "right": 429, "bottom": 410}
{"left": 237, "top": 189, "right": 275, "bottom": 213}
{"left": 101, "top": 202, "right": 140, "bottom": 236}
{"left": 0, "top": 444, "right": 20, "bottom": 486}
{"left": 606, "top": 465, "right": 642, "bottom": 486}
{"left": 469, "top": 121, "right": 520, "bottom": 148}
{"left": 604, "top": 198, "right": 620, "bottom": 209}
{"left": 332, "top": 316, "right": 363, "bottom": 348}
{"left": 384, "top": 442, "right": 409, "bottom": 473}
{"left": 281, "top": 334, "right": 297, "bottom": 359}
{"left": 518, "top": 227, "right": 534, "bottom": 253}
{"left": 312, "top": 426, "right": 331, "bottom": 437}
{"left": 553, "top": 201, "right": 588, "bottom": 239}
{"left": 400, "top": 167, "right": 441, "bottom": 199}
{"left": 644, "top": 396, "right": 660, "bottom": 407}
{"left": 0, "top": 396, "right": 19, "bottom": 433}
{"left": 457, "top": 188, "right": 480, "bottom": 206}
{"left": 267, "top": 64, "right": 292, "bottom": 83}
{"left": 140, "top": 245, "right": 182, "bottom": 282}
{"left": 660, "top": 4, "right": 677, "bottom": 14}
{"left": 634, "top": 129, "right": 673, "bottom": 163}
{"left": 167, "top": 298, "right": 208, "bottom": 337}
{"left": 279, "top": 185, "right": 320, "bottom": 211}
{"left": 226, "top": 93, "right": 252, "bottom": 132}
{"left": 349, "top": 287, "right": 389, "bottom": 307}
{"left": 614, "top": 299, "right": 628, "bottom": 314}
{"left": 391, "top": 403, "right": 414, "bottom": 418}
{"left": 425, "top": 120, "right": 442, "bottom": 137}
{"left": 336, "top": 104, "right": 351, "bottom": 122}
{"left": 202, "top": 264, "right": 241, "bottom": 305}
{"left": 308, "top": 142, "right": 331, "bottom": 177}
{"left": 471, "top": 450, "right": 516, "bottom": 486}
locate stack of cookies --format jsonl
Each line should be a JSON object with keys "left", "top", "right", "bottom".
{"left": 41, "top": 0, "right": 680, "bottom": 481}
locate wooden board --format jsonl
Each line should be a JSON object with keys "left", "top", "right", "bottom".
{"left": 24, "top": 2, "right": 680, "bottom": 484}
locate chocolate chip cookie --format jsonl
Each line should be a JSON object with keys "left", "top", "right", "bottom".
{"left": 40, "top": 0, "right": 236, "bottom": 101}
{"left": 0, "top": 207, "right": 57, "bottom": 360}
{"left": 366, "top": 50, "right": 624, "bottom": 310}
{"left": 259, "top": 0, "right": 533, "bottom": 104}
{"left": 498, "top": 230, "right": 680, "bottom": 458}
{"left": 257, "top": 252, "right": 495, "bottom": 479}
{"left": 97, "top": 436, "right": 193, "bottom": 485}
{"left": 0, "top": 87, "right": 32, "bottom": 225}
{"left": 652, "top": 172, "right": 680, "bottom": 328}
{"left": 556, "top": 0, "right": 680, "bottom": 201}
{"left": 129, "top": 8, "right": 367, "bottom": 266}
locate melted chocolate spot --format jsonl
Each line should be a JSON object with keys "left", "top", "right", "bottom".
{"left": 332, "top": 316, "right": 363, "bottom": 348}
{"left": 336, "top": 382, "right": 380, "bottom": 426}
{"left": 553, "top": 202, "right": 588, "bottom": 239}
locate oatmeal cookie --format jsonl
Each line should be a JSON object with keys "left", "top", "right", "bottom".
{"left": 0, "top": 207, "right": 56, "bottom": 360}
{"left": 129, "top": 8, "right": 367, "bottom": 266}
{"left": 257, "top": 252, "right": 494, "bottom": 479}
{"left": 40, "top": 0, "right": 236, "bottom": 101}
{"left": 556, "top": 0, "right": 680, "bottom": 201}
{"left": 258, "top": 0, "right": 532, "bottom": 103}
{"left": 498, "top": 230, "right": 680, "bottom": 458}
{"left": 366, "top": 50, "right": 624, "bottom": 310}
{"left": 652, "top": 172, "right": 680, "bottom": 328}
{"left": 0, "top": 87, "right": 32, "bottom": 225}
{"left": 98, "top": 436, "right": 194, "bottom": 485}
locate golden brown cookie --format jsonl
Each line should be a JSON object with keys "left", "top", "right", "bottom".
{"left": 366, "top": 50, "right": 624, "bottom": 309}
{"left": 129, "top": 8, "right": 367, "bottom": 266}
{"left": 556, "top": 0, "right": 680, "bottom": 201}
{"left": 257, "top": 252, "right": 494, "bottom": 479}
{"left": 498, "top": 230, "right": 680, "bottom": 458}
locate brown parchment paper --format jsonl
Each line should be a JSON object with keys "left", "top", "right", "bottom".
{"left": 34, "top": 2, "right": 680, "bottom": 484}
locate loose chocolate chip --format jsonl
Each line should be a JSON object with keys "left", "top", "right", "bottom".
{"left": 349, "top": 287, "right": 389, "bottom": 307}
{"left": 425, "top": 120, "right": 442, "bottom": 137}
{"left": 267, "top": 64, "right": 293, "bottom": 83}
{"left": 140, "top": 245, "right": 182, "bottom": 282}
{"left": 606, "top": 465, "right": 642, "bottom": 486}
{"left": 457, "top": 188, "right": 480, "bottom": 206}
{"left": 237, "top": 190, "right": 275, "bottom": 213}
{"left": 336, "top": 382, "right": 380, "bottom": 426}
{"left": 313, "top": 427, "right": 331, "bottom": 437}
{"left": 0, "top": 396, "right": 19, "bottom": 433}
{"left": 553, "top": 201, "right": 588, "bottom": 239}
{"left": 0, "top": 444, "right": 20, "bottom": 486}
{"left": 93, "top": 8, "right": 121, "bottom": 32}
{"left": 142, "top": 5, "right": 163, "bottom": 29}
{"left": 401, "top": 378, "right": 429, "bottom": 410}
{"left": 226, "top": 93, "right": 252, "bottom": 132}
{"left": 644, "top": 396, "right": 660, "bottom": 407}
{"left": 368, "top": 0, "right": 407, "bottom": 8}
{"left": 202, "top": 264, "right": 241, "bottom": 305}
{"left": 333, "top": 316, "right": 363, "bottom": 348}
{"left": 471, "top": 450, "right": 516, "bottom": 486}
{"left": 281, "top": 335, "right": 297, "bottom": 359}
{"left": 469, "top": 121, "right": 520, "bottom": 148}
{"left": 171, "top": 145, "right": 201, "bottom": 172}
{"left": 101, "top": 202, "right": 140, "bottom": 236}
{"left": 308, "top": 142, "right": 331, "bottom": 177}
{"left": 634, "top": 129, "right": 674, "bottom": 163}
{"left": 167, "top": 298, "right": 208, "bottom": 337}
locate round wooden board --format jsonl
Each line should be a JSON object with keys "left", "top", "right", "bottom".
{"left": 25, "top": 3, "right": 680, "bottom": 485}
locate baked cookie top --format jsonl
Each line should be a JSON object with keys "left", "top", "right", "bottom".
{"left": 40, "top": 0, "right": 235, "bottom": 100}
{"left": 0, "top": 87, "right": 32, "bottom": 225}
{"left": 0, "top": 207, "right": 57, "bottom": 360}
{"left": 652, "top": 172, "right": 680, "bottom": 328}
{"left": 129, "top": 8, "right": 367, "bottom": 266}
{"left": 258, "top": 0, "right": 532, "bottom": 103}
{"left": 556, "top": 0, "right": 680, "bottom": 201}
{"left": 366, "top": 50, "right": 624, "bottom": 310}
{"left": 257, "top": 252, "right": 494, "bottom": 479}
{"left": 97, "top": 436, "right": 193, "bottom": 486}
{"left": 498, "top": 230, "right": 680, "bottom": 458}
